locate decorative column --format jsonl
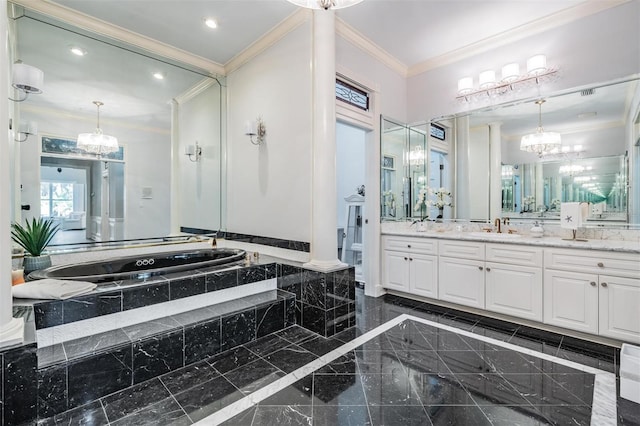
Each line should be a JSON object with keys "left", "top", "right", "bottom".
{"left": 170, "top": 99, "right": 181, "bottom": 235}
{"left": 455, "top": 115, "right": 471, "bottom": 219}
{"left": 0, "top": 0, "right": 25, "bottom": 349}
{"left": 304, "top": 9, "right": 346, "bottom": 272}
{"left": 488, "top": 122, "right": 502, "bottom": 220}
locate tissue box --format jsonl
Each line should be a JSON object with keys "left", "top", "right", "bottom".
{"left": 620, "top": 343, "right": 640, "bottom": 403}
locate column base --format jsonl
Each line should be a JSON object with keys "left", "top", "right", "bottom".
{"left": 303, "top": 258, "right": 348, "bottom": 273}
{"left": 0, "top": 317, "right": 24, "bottom": 350}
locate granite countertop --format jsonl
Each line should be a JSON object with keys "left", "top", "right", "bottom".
{"left": 382, "top": 228, "right": 640, "bottom": 254}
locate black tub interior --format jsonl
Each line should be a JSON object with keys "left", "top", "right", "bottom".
{"left": 29, "top": 248, "right": 246, "bottom": 283}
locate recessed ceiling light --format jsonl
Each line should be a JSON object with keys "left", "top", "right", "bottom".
{"left": 204, "top": 18, "right": 218, "bottom": 29}
{"left": 153, "top": 72, "right": 165, "bottom": 80}
{"left": 70, "top": 47, "right": 87, "bottom": 56}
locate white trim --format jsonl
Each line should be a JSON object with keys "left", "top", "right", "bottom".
{"left": 336, "top": 17, "right": 407, "bottom": 78}
{"left": 174, "top": 77, "right": 219, "bottom": 105}
{"left": 407, "top": 0, "right": 629, "bottom": 77}
{"left": 11, "top": 0, "right": 225, "bottom": 76}
{"left": 224, "top": 9, "right": 310, "bottom": 75}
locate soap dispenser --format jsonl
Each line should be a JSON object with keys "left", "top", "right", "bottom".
{"left": 530, "top": 221, "right": 544, "bottom": 238}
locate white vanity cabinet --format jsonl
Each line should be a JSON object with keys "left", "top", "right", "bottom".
{"left": 383, "top": 236, "right": 438, "bottom": 298}
{"left": 544, "top": 248, "right": 640, "bottom": 343}
{"left": 438, "top": 241, "right": 485, "bottom": 309}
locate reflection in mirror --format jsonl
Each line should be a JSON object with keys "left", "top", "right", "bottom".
{"left": 11, "top": 7, "right": 225, "bottom": 247}
{"left": 435, "top": 75, "right": 639, "bottom": 226}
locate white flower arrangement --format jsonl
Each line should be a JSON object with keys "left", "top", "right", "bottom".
{"left": 428, "top": 187, "right": 452, "bottom": 209}
{"left": 383, "top": 190, "right": 396, "bottom": 209}
{"left": 551, "top": 199, "right": 561, "bottom": 209}
{"left": 414, "top": 187, "right": 429, "bottom": 212}
{"left": 523, "top": 195, "right": 535, "bottom": 208}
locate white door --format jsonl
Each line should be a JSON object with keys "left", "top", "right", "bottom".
{"left": 383, "top": 250, "right": 409, "bottom": 292}
{"left": 599, "top": 275, "right": 640, "bottom": 343}
{"left": 485, "top": 262, "right": 542, "bottom": 321}
{"left": 543, "top": 270, "right": 598, "bottom": 334}
{"left": 438, "top": 257, "right": 485, "bottom": 308}
{"left": 410, "top": 253, "right": 438, "bottom": 299}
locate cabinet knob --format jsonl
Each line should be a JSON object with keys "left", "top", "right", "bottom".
{"left": 590, "top": 281, "right": 597, "bottom": 287}
{"left": 404, "top": 257, "right": 408, "bottom": 261}
{"left": 597, "top": 262, "right": 604, "bottom": 268}
{"left": 601, "top": 282, "right": 608, "bottom": 288}
{"left": 486, "top": 267, "right": 491, "bottom": 272}
{"left": 409, "top": 258, "right": 413, "bottom": 261}
{"left": 407, "top": 245, "right": 411, "bottom": 248}
{"left": 478, "top": 266, "right": 483, "bottom": 271}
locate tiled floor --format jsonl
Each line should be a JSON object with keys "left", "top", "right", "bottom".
{"left": 39, "top": 289, "right": 640, "bottom": 425}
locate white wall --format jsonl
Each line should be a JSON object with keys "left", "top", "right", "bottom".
{"left": 336, "top": 122, "right": 365, "bottom": 228}
{"left": 177, "top": 83, "right": 222, "bottom": 232}
{"left": 227, "top": 22, "right": 313, "bottom": 243}
{"left": 407, "top": 2, "right": 640, "bottom": 122}
{"left": 18, "top": 106, "right": 171, "bottom": 239}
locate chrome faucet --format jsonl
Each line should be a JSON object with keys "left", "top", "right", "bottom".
{"left": 494, "top": 218, "right": 502, "bottom": 233}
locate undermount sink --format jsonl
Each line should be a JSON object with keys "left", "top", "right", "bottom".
{"left": 468, "top": 231, "right": 522, "bottom": 239}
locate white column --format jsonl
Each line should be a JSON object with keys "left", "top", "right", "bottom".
{"left": 535, "top": 162, "right": 544, "bottom": 210}
{"left": 488, "top": 122, "right": 502, "bottom": 220}
{"left": 170, "top": 99, "right": 181, "bottom": 235}
{"left": 455, "top": 116, "right": 470, "bottom": 219}
{"left": 304, "top": 9, "right": 346, "bottom": 272}
{"left": 0, "top": 0, "right": 25, "bottom": 349}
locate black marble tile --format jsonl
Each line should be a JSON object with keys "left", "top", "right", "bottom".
{"left": 122, "top": 282, "right": 170, "bottom": 310}
{"left": 360, "top": 372, "right": 423, "bottom": 406}
{"left": 244, "top": 334, "right": 290, "bottom": 357}
{"left": 313, "top": 374, "right": 367, "bottom": 406}
{"left": 479, "top": 405, "right": 553, "bottom": 425}
{"left": 480, "top": 350, "right": 542, "bottom": 375}
{"left": 459, "top": 373, "right": 533, "bottom": 405}
{"left": 299, "top": 336, "right": 344, "bottom": 357}
{"left": 238, "top": 265, "right": 267, "bottom": 285}
{"left": 160, "top": 360, "right": 220, "bottom": 394}
{"left": 533, "top": 404, "right": 592, "bottom": 426}
{"left": 315, "top": 351, "right": 358, "bottom": 375}
{"left": 34, "top": 301, "right": 63, "bottom": 329}
{"left": 40, "top": 400, "right": 108, "bottom": 426}
{"left": 122, "top": 316, "right": 181, "bottom": 341}
{"left": 132, "top": 329, "right": 184, "bottom": 384}
{"left": 218, "top": 406, "right": 256, "bottom": 426}
{"left": 205, "top": 269, "right": 238, "bottom": 292}
{"left": 184, "top": 317, "right": 221, "bottom": 365}
{"left": 224, "top": 358, "right": 284, "bottom": 395}
{"left": 260, "top": 376, "right": 313, "bottom": 406}
{"left": 67, "top": 346, "right": 132, "bottom": 409}
{"left": 313, "top": 405, "right": 371, "bottom": 426}
{"left": 169, "top": 273, "right": 206, "bottom": 300}
{"left": 252, "top": 405, "right": 313, "bottom": 425}
{"left": 256, "top": 299, "right": 285, "bottom": 338}
{"left": 301, "top": 271, "right": 326, "bottom": 309}
{"left": 265, "top": 263, "right": 277, "bottom": 280}
{"left": 3, "top": 344, "right": 37, "bottom": 425}
{"left": 37, "top": 343, "right": 67, "bottom": 368}
{"left": 63, "top": 329, "right": 130, "bottom": 360}
{"left": 265, "top": 344, "right": 318, "bottom": 374}
{"left": 102, "top": 377, "right": 170, "bottom": 421}
{"left": 300, "top": 303, "right": 326, "bottom": 336}
{"left": 438, "top": 350, "right": 487, "bottom": 374}
{"left": 221, "top": 308, "right": 256, "bottom": 350}
{"left": 369, "top": 405, "right": 432, "bottom": 425}
{"left": 422, "top": 405, "right": 493, "bottom": 425}
{"left": 618, "top": 392, "right": 640, "bottom": 425}
{"left": 173, "top": 375, "right": 243, "bottom": 422}
{"left": 208, "top": 346, "right": 259, "bottom": 375}
{"left": 285, "top": 297, "right": 296, "bottom": 327}
{"left": 62, "top": 291, "right": 122, "bottom": 324}
{"left": 110, "top": 397, "right": 190, "bottom": 426}
{"left": 37, "top": 364, "right": 68, "bottom": 418}
{"left": 543, "top": 373, "right": 595, "bottom": 406}
{"left": 171, "top": 306, "right": 217, "bottom": 327}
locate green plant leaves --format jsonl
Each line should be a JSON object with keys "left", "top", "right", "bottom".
{"left": 11, "top": 218, "right": 59, "bottom": 256}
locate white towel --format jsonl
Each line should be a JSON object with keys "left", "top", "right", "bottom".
{"left": 12, "top": 279, "right": 97, "bottom": 300}
{"left": 560, "top": 202, "right": 588, "bottom": 229}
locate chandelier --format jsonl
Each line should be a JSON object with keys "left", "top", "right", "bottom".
{"left": 520, "top": 99, "right": 561, "bottom": 157}
{"left": 286, "top": 0, "right": 363, "bottom": 9}
{"left": 77, "top": 101, "right": 119, "bottom": 155}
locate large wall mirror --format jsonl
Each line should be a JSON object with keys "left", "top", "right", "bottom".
{"left": 10, "top": 5, "right": 226, "bottom": 248}
{"left": 430, "top": 75, "right": 640, "bottom": 226}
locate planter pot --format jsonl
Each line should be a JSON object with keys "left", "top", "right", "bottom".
{"left": 23, "top": 255, "right": 52, "bottom": 275}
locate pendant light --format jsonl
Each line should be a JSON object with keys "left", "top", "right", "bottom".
{"left": 286, "top": 0, "right": 363, "bottom": 10}
{"left": 77, "top": 101, "right": 119, "bottom": 155}
{"left": 520, "top": 99, "right": 561, "bottom": 157}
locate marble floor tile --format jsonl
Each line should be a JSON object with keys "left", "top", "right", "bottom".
{"left": 207, "top": 346, "right": 259, "bottom": 375}
{"left": 101, "top": 377, "right": 171, "bottom": 421}
{"left": 264, "top": 344, "right": 318, "bottom": 373}
{"left": 110, "top": 397, "right": 190, "bottom": 426}
{"left": 159, "top": 360, "right": 219, "bottom": 395}
{"left": 173, "top": 375, "right": 243, "bottom": 422}
{"left": 224, "top": 358, "right": 285, "bottom": 395}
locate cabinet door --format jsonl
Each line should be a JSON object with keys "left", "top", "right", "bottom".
{"left": 383, "top": 250, "right": 410, "bottom": 292}
{"left": 543, "top": 270, "right": 598, "bottom": 334}
{"left": 599, "top": 275, "right": 640, "bottom": 343}
{"left": 485, "top": 262, "right": 542, "bottom": 321}
{"left": 438, "top": 257, "right": 484, "bottom": 308}
{"left": 409, "top": 253, "right": 437, "bottom": 299}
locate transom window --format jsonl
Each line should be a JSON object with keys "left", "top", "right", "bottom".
{"left": 336, "top": 79, "right": 369, "bottom": 111}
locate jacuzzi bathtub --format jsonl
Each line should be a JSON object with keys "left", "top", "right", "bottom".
{"left": 29, "top": 248, "right": 247, "bottom": 283}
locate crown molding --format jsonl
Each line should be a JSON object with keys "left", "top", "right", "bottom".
{"left": 336, "top": 17, "right": 407, "bottom": 78}
{"left": 11, "top": 0, "right": 225, "bottom": 76}
{"left": 174, "top": 77, "right": 219, "bottom": 105}
{"left": 407, "top": 0, "right": 630, "bottom": 78}
{"left": 224, "top": 8, "right": 311, "bottom": 75}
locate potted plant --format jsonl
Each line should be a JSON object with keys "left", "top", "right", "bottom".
{"left": 11, "top": 218, "right": 59, "bottom": 274}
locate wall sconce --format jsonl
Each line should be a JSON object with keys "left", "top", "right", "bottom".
{"left": 14, "top": 121, "right": 38, "bottom": 142}
{"left": 9, "top": 63, "right": 44, "bottom": 102}
{"left": 244, "top": 117, "right": 266, "bottom": 145}
{"left": 185, "top": 141, "right": 202, "bottom": 162}
{"left": 456, "top": 54, "right": 556, "bottom": 102}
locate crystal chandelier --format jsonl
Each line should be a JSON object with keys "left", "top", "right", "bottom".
{"left": 77, "top": 101, "right": 119, "bottom": 155}
{"left": 520, "top": 99, "right": 561, "bottom": 157}
{"left": 286, "top": 0, "right": 363, "bottom": 10}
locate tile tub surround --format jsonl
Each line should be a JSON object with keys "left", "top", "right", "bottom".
{"left": 278, "top": 264, "right": 357, "bottom": 338}
{"left": 26, "top": 263, "right": 277, "bottom": 330}
{"left": 34, "top": 290, "right": 295, "bottom": 418}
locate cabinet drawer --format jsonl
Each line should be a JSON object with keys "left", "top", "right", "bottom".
{"left": 439, "top": 240, "right": 484, "bottom": 260}
{"left": 384, "top": 237, "right": 438, "bottom": 255}
{"left": 545, "top": 249, "right": 640, "bottom": 279}
{"left": 486, "top": 243, "right": 542, "bottom": 267}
